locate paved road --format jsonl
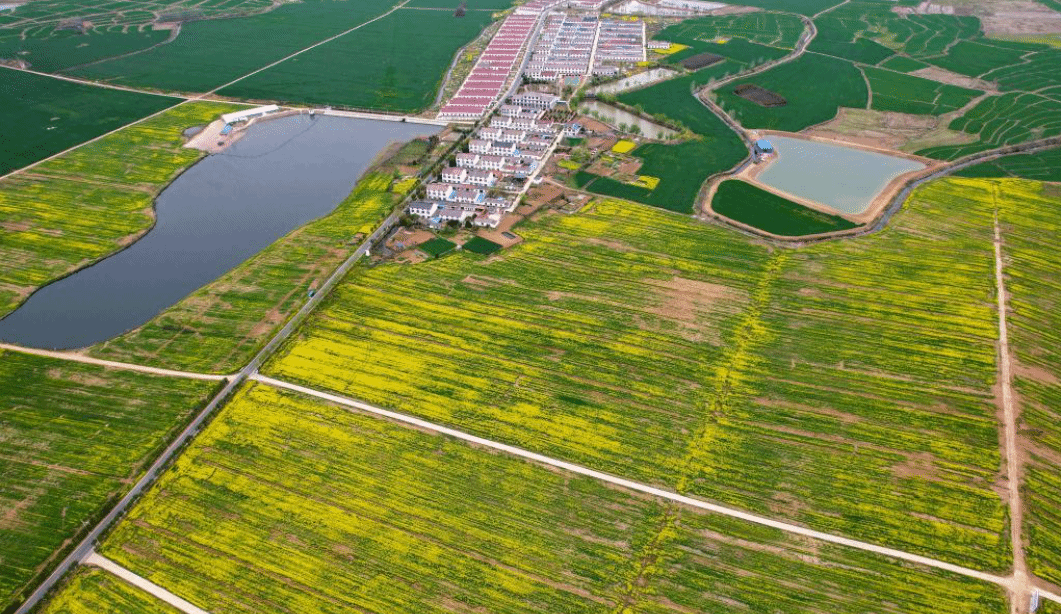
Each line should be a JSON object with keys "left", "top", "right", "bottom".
{"left": 0, "top": 343, "right": 229, "bottom": 381}
{"left": 251, "top": 374, "right": 1013, "bottom": 590}
{"left": 12, "top": 213, "right": 397, "bottom": 614}
{"left": 85, "top": 552, "right": 210, "bottom": 614}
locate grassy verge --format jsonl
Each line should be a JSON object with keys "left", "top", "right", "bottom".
{"left": 711, "top": 179, "right": 858, "bottom": 236}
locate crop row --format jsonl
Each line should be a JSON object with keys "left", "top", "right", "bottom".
{"left": 0, "top": 350, "right": 214, "bottom": 610}
{"left": 265, "top": 187, "right": 1010, "bottom": 568}
{"left": 993, "top": 179, "right": 1061, "bottom": 586}
{"left": 97, "top": 381, "right": 1007, "bottom": 614}
{"left": 36, "top": 567, "right": 178, "bottom": 614}
{"left": 863, "top": 66, "right": 981, "bottom": 117}
{"left": 0, "top": 101, "right": 237, "bottom": 319}
{"left": 88, "top": 171, "right": 400, "bottom": 374}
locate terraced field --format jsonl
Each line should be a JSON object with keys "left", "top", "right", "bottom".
{"left": 956, "top": 148, "right": 1061, "bottom": 182}
{"left": 863, "top": 66, "right": 981, "bottom": 116}
{"left": 0, "top": 101, "right": 239, "bottom": 318}
{"left": 994, "top": 179, "right": 1061, "bottom": 586}
{"left": 264, "top": 188, "right": 1010, "bottom": 568}
{"left": 97, "top": 382, "right": 1007, "bottom": 614}
{"left": 916, "top": 92, "right": 1061, "bottom": 160}
{"left": 36, "top": 567, "right": 178, "bottom": 614}
{"left": 220, "top": 8, "right": 495, "bottom": 112}
{"left": 88, "top": 172, "right": 400, "bottom": 374}
{"left": 0, "top": 69, "right": 178, "bottom": 176}
{"left": 0, "top": 350, "right": 215, "bottom": 610}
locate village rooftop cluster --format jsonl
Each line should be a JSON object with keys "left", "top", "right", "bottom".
{"left": 411, "top": 92, "right": 569, "bottom": 228}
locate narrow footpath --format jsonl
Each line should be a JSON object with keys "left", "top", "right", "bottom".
{"left": 0, "top": 343, "right": 229, "bottom": 381}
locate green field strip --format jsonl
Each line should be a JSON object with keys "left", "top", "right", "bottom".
{"left": 711, "top": 179, "right": 858, "bottom": 235}
{"left": 652, "top": 11, "right": 805, "bottom": 50}
{"left": 97, "top": 381, "right": 1007, "bottom": 614}
{"left": 0, "top": 68, "right": 179, "bottom": 177}
{"left": 917, "top": 92, "right": 1061, "bottom": 160}
{"left": 0, "top": 101, "right": 240, "bottom": 319}
{"left": 0, "top": 350, "right": 216, "bottom": 610}
{"left": 955, "top": 147, "right": 1061, "bottom": 182}
{"left": 863, "top": 65, "right": 982, "bottom": 116}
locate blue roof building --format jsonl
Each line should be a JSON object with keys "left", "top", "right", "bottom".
{"left": 754, "top": 139, "right": 774, "bottom": 154}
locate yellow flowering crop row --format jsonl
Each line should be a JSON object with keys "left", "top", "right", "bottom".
{"left": 36, "top": 567, "right": 178, "bottom": 614}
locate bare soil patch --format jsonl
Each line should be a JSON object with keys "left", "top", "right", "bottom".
{"left": 909, "top": 66, "right": 997, "bottom": 92}
{"left": 733, "top": 84, "right": 786, "bottom": 108}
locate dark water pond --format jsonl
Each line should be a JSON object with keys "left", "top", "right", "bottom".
{"left": 0, "top": 114, "right": 437, "bottom": 349}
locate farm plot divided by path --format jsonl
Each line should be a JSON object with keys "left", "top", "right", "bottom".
{"left": 0, "top": 350, "right": 216, "bottom": 611}
{"left": 264, "top": 193, "right": 1012, "bottom": 568}
{"left": 0, "top": 101, "right": 239, "bottom": 319}
{"left": 68, "top": 0, "right": 396, "bottom": 93}
{"left": 994, "top": 179, "right": 1061, "bottom": 588}
{"left": 87, "top": 172, "right": 400, "bottom": 375}
{"left": 86, "top": 382, "right": 1008, "bottom": 614}
{"left": 35, "top": 567, "right": 179, "bottom": 614}
{"left": 219, "top": 8, "right": 496, "bottom": 112}
{"left": 0, "top": 69, "right": 179, "bottom": 177}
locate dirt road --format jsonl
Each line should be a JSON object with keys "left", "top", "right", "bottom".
{"left": 0, "top": 343, "right": 229, "bottom": 381}
{"left": 994, "top": 208, "right": 1030, "bottom": 614}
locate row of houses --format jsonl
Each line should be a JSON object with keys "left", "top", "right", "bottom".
{"left": 412, "top": 96, "right": 563, "bottom": 228}
{"left": 526, "top": 14, "right": 647, "bottom": 82}
{"left": 594, "top": 18, "right": 646, "bottom": 70}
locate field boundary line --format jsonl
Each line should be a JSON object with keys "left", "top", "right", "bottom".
{"left": 0, "top": 63, "right": 184, "bottom": 99}
{"left": 85, "top": 552, "right": 210, "bottom": 614}
{"left": 252, "top": 374, "right": 1014, "bottom": 590}
{"left": 206, "top": 0, "right": 411, "bottom": 95}
{"left": 0, "top": 343, "right": 230, "bottom": 381}
{"left": 994, "top": 208, "right": 1029, "bottom": 614}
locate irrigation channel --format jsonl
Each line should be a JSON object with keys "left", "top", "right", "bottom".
{"left": 0, "top": 114, "right": 438, "bottom": 349}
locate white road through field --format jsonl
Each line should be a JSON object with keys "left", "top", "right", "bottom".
{"left": 85, "top": 552, "right": 210, "bottom": 614}
{"left": 0, "top": 343, "right": 230, "bottom": 381}
{"left": 251, "top": 374, "right": 1014, "bottom": 590}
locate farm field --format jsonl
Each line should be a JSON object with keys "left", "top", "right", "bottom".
{"left": 654, "top": 11, "right": 804, "bottom": 49}
{"left": 36, "top": 567, "right": 179, "bottom": 614}
{"left": 88, "top": 172, "right": 401, "bottom": 374}
{"left": 955, "top": 147, "right": 1061, "bottom": 182}
{"left": 219, "top": 9, "right": 494, "bottom": 111}
{"left": 461, "top": 236, "right": 501, "bottom": 254}
{"left": 97, "top": 382, "right": 1007, "bottom": 614}
{"left": 405, "top": 0, "right": 514, "bottom": 7}
{"left": 617, "top": 61, "right": 743, "bottom": 134}
{"left": 916, "top": 92, "right": 1061, "bottom": 160}
{"left": 0, "top": 69, "right": 178, "bottom": 177}
{"left": 0, "top": 29, "right": 169, "bottom": 73}
{"left": 809, "top": 2, "right": 980, "bottom": 60}
{"left": 580, "top": 137, "right": 746, "bottom": 212}
{"left": 862, "top": 66, "right": 981, "bottom": 116}
{"left": 0, "top": 101, "right": 240, "bottom": 319}
{"left": 265, "top": 187, "right": 1011, "bottom": 567}
{"left": 69, "top": 0, "right": 395, "bottom": 93}
{"left": 716, "top": 52, "right": 867, "bottom": 132}
{"left": 993, "top": 179, "right": 1061, "bottom": 586}
{"left": 0, "top": 0, "right": 278, "bottom": 35}
{"left": 710, "top": 179, "right": 858, "bottom": 236}
{"left": 0, "top": 349, "right": 215, "bottom": 611}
